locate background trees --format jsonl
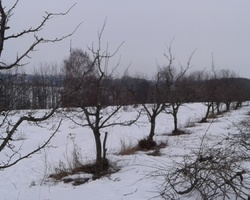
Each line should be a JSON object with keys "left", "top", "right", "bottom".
{"left": 62, "top": 48, "right": 95, "bottom": 107}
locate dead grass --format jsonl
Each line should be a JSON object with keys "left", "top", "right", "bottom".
{"left": 207, "top": 113, "right": 218, "bottom": 119}
{"left": 49, "top": 141, "right": 118, "bottom": 185}
{"left": 49, "top": 159, "right": 119, "bottom": 184}
{"left": 118, "top": 138, "right": 168, "bottom": 156}
{"left": 118, "top": 140, "right": 139, "bottom": 155}
{"left": 171, "top": 129, "right": 190, "bottom": 136}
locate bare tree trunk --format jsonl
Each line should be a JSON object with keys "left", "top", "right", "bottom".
{"left": 226, "top": 102, "right": 230, "bottom": 111}
{"left": 235, "top": 101, "right": 242, "bottom": 110}
{"left": 94, "top": 130, "right": 102, "bottom": 167}
{"left": 148, "top": 116, "right": 156, "bottom": 142}
{"left": 205, "top": 103, "right": 212, "bottom": 120}
{"left": 103, "top": 132, "right": 108, "bottom": 160}
{"left": 216, "top": 102, "right": 221, "bottom": 114}
{"left": 173, "top": 111, "right": 178, "bottom": 132}
{"left": 172, "top": 104, "right": 179, "bottom": 133}
{"left": 211, "top": 102, "right": 215, "bottom": 117}
{"left": 201, "top": 103, "right": 212, "bottom": 122}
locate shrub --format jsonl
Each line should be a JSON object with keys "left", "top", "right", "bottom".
{"left": 138, "top": 138, "right": 157, "bottom": 150}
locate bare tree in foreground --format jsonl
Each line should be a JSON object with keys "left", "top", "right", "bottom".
{"left": 0, "top": 0, "right": 78, "bottom": 169}
{"left": 62, "top": 25, "right": 139, "bottom": 175}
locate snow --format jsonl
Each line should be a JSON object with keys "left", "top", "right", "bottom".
{"left": 0, "top": 103, "right": 249, "bottom": 200}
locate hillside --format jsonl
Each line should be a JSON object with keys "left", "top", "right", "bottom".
{"left": 1, "top": 103, "right": 250, "bottom": 199}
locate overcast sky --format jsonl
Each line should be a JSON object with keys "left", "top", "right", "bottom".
{"left": 3, "top": 0, "right": 250, "bottom": 78}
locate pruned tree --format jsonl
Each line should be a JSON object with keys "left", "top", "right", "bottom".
{"left": 0, "top": 0, "right": 78, "bottom": 169}
{"left": 199, "top": 58, "right": 222, "bottom": 122}
{"left": 200, "top": 67, "right": 239, "bottom": 122}
{"left": 200, "top": 73, "right": 218, "bottom": 122}
{"left": 62, "top": 25, "right": 139, "bottom": 175}
{"left": 217, "top": 69, "right": 237, "bottom": 112}
{"left": 128, "top": 72, "right": 167, "bottom": 149}
{"left": 161, "top": 44, "right": 195, "bottom": 134}
{"left": 127, "top": 43, "right": 177, "bottom": 145}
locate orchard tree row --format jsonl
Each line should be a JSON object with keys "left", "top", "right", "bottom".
{"left": 1, "top": 0, "right": 250, "bottom": 185}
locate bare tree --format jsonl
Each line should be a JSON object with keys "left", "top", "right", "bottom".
{"left": 141, "top": 73, "right": 167, "bottom": 143}
{"left": 0, "top": 0, "right": 78, "bottom": 169}
{"left": 62, "top": 25, "right": 138, "bottom": 175}
{"left": 200, "top": 73, "right": 218, "bottom": 122}
{"left": 161, "top": 45, "right": 195, "bottom": 134}
{"left": 200, "top": 68, "right": 239, "bottom": 122}
{"left": 199, "top": 58, "right": 223, "bottom": 122}
{"left": 217, "top": 69, "right": 237, "bottom": 112}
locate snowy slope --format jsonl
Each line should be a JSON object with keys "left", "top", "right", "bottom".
{"left": 0, "top": 103, "right": 249, "bottom": 200}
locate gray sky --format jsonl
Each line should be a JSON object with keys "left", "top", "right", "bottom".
{"left": 3, "top": 0, "right": 250, "bottom": 78}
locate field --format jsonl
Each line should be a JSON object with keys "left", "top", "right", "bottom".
{"left": 0, "top": 103, "right": 249, "bottom": 200}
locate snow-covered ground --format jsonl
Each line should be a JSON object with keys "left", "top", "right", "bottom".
{"left": 0, "top": 103, "right": 249, "bottom": 200}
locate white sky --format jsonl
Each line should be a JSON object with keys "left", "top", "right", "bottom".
{"left": 3, "top": 0, "right": 250, "bottom": 78}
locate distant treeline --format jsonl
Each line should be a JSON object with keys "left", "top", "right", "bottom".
{"left": 0, "top": 72, "right": 250, "bottom": 110}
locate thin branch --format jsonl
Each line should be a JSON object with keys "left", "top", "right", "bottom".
{"left": 4, "top": 3, "right": 77, "bottom": 40}
{"left": 0, "top": 119, "right": 62, "bottom": 169}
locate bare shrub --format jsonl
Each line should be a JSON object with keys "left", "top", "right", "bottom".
{"left": 118, "top": 139, "right": 167, "bottom": 156}
{"left": 138, "top": 138, "right": 157, "bottom": 150}
{"left": 158, "top": 135, "right": 250, "bottom": 199}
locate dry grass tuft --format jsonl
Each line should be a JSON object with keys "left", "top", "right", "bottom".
{"left": 118, "top": 140, "right": 139, "bottom": 155}
{"left": 171, "top": 129, "right": 190, "bottom": 136}
{"left": 49, "top": 142, "right": 118, "bottom": 185}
